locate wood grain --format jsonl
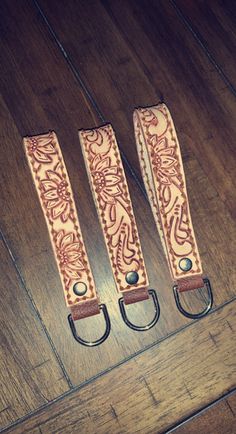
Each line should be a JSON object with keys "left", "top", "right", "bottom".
{"left": 0, "top": 235, "right": 69, "bottom": 429}
{"left": 174, "top": 0, "right": 236, "bottom": 90}
{"left": 171, "top": 392, "right": 236, "bottom": 434}
{"left": 0, "top": 0, "right": 236, "bottom": 430}
{"left": 0, "top": 0, "right": 184, "bottom": 388}
{"left": 36, "top": 0, "right": 236, "bottom": 304}
{"left": 3, "top": 300, "right": 236, "bottom": 434}
{"left": 39, "top": 0, "right": 236, "bottom": 218}
{"left": 1, "top": 0, "right": 229, "bottom": 388}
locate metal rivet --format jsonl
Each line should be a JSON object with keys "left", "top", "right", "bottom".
{"left": 73, "top": 281, "right": 87, "bottom": 296}
{"left": 179, "top": 258, "right": 193, "bottom": 272}
{"left": 125, "top": 271, "right": 139, "bottom": 285}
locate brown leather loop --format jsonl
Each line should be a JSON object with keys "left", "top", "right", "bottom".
{"left": 123, "top": 287, "right": 149, "bottom": 305}
{"left": 70, "top": 299, "right": 100, "bottom": 320}
{"left": 177, "top": 276, "right": 205, "bottom": 292}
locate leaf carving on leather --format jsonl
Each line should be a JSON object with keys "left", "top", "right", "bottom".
{"left": 106, "top": 200, "right": 139, "bottom": 273}
{"left": 82, "top": 127, "right": 145, "bottom": 285}
{"left": 86, "top": 128, "right": 111, "bottom": 156}
{"left": 92, "top": 153, "right": 139, "bottom": 273}
{"left": 141, "top": 108, "right": 169, "bottom": 137}
{"left": 40, "top": 162, "right": 73, "bottom": 223}
{"left": 26, "top": 132, "right": 56, "bottom": 165}
{"left": 55, "top": 229, "right": 84, "bottom": 287}
{"left": 162, "top": 184, "right": 193, "bottom": 256}
{"left": 136, "top": 106, "right": 202, "bottom": 277}
{"left": 24, "top": 132, "right": 97, "bottom": 304}
{"left": 91, "top": 154, "right": 122, "bottom": 207}
{"left": 149, "top": 116, "right": 194, "bottom": 261}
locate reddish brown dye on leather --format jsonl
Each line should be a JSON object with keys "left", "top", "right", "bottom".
{"left": 71, "top": 299, "right": 100, "bottom": 320}
{"left": 123, "top": 287, "right": 149, "bottom": 305}
{"left": 177, "top": 275, "right": 204, "bottom": 292}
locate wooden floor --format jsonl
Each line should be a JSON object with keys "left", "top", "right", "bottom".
{"left": 0, "top": 1, "right": 236, "bottom": 432}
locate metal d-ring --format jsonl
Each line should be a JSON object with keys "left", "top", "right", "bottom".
{"left": 68, "top": 304, "right": 111, "bottom": 347}
{"left": 173, "top": 277, "right": 213, "bottom": 320}
{"left": 118, "top": 289, "right": 160, "bottom": 331}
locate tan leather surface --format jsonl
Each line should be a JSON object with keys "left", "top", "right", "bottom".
{"left": 23, "top": 131, "right": 99, "bottom": 319}
{"left": 134, "top": 104, "right": 203, "bottom": 291}
{"left": 79, "top": 125, "right": 149, "bottom": 303}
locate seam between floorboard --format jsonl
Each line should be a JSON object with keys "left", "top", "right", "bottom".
{"left": 101, "top": 0, "right": 236, "bottom": 224}
{"left": 32, "top": 0, "right": 218, "bottom": 312}
{"left": 170, "top": 0, "right": 236, "bottom": 98}
{"left": 33, "top": 0, "right": 229, "bottom": 308}
{"left": 34, "top": 0, "right": 236, "bottom": 228}
{"left": 3, "top": 0, "right": 236, "bottom": 420}
{"left": 1, "top": 2, "right": 235, "bottom": 431}
{"left": 1, "top": 295, "right": 236, "bottom": 433}
{"left": 164, "top": 387, "right": 236, "bottom": 434}
{"left": 0, "top": 230, "right": 73, "bottom": 390}
{"left": 33, "top": 0, "right": 149, "bottom": 203}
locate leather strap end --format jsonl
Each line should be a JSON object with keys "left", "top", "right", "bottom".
{"left": 70, "top": 299, "right": 100, "bottom": 321}
{"left": 176, "top": 275, "right": 205, "bottom": 292}
{"left": 123, "top": 287, "right": 149, "bottom": 305}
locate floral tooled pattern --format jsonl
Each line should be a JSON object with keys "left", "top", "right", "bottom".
{"left": 135, "top": 106, "right": 202, "bottom": 278}
{"left": 81, "top": 127, "right": 147, "bottom": 291}
{"left": 40, "top": 163, "right": 72, "bottom": 222}
{"left": 150, "top": 136, "right": 178, "bottom": 185}
{"left": 55, "top": 229, "right": 84, "bottom": 286}
{"left": 27, "top": 135, "right": 57, "bottom": 164}
{"left": 91, "top": 154, "right": 122, "bottom": 206}
{"left": 24, "top": 132, "right": 96, "bottom": 304}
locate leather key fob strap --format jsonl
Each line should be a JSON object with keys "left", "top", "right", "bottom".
{"left": 23, "top": 131, "right": 101, "bottom": 321}
{"left": 79, "top": 124, "right": 150, "bottom": 305}
{"left": 133, "top": 104, "right": 204, "bottom": 292}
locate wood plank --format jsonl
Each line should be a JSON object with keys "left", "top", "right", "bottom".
{"left": 0, "top": 235, "right": 69, "bottom": 430}
{"left": 0, "top": 0, "right": 186, "bottom": 388}
{"left": 1, "top": 1, "right": 235, "bottom": 430}
{"left": 0, "top": 0, "right": 235, "bottom": 391}
{"left": 35, "top": 1, "right": 236, "bottom": 305}
{"left": 39, "top": 0, "right": 236, "bottom": 220}
{"left": 174, "top": 0, "right": 236, "bottom": 90}
{"left": 40, "top": 0, "right": 236, "bottom": 212}
{"left": 3, "top": 299, "right": 236, "bottom": 434}
{"left": 171, "top": 392, "right": 236, "bottom": 434}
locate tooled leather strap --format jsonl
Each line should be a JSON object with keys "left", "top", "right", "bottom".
{"left": 23, "top": 131, "right": 100, "bottom": 320}
{"left": 79, "top": 125, "right": 149, "bottom": 305}
{"left": 133, "top": 104, "right": 204, "bottom": 292}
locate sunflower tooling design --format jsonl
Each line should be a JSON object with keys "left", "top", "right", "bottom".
{"left": 24, "top": 132, "right": 96, "bottom": 305}
{"left": 80, "top": 126, "right": 148, "bottom": 292}
{"left": 134, "top": 105, "right": 202, "bottom": 280}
